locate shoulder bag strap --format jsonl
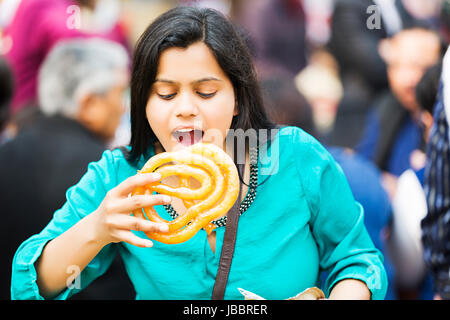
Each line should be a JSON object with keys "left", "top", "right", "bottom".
{"left": 211, "top": 163, "right": 244, "bottom": 300}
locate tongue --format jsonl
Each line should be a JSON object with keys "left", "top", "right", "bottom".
{"left": 178, "top": 130, "right": 202, "bottom": 146}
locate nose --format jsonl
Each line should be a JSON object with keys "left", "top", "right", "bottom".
{"left": 174, "top": 91, "right": 199, "bottom": 118}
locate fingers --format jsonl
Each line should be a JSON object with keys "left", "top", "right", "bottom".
{"left": 108, "top": 215, "right": 170, "bottom": 248}
{"left": 98, "top": 172, "right": 173, "bottom": 248}
{"left": 105, "top": 194, "right": 171, "bottom": 214}
{"left": 109, "top": 214, "right": 169, "bottom": 233}
{"left": 113, "top": 229, "right": 154, "bottom": 248}
{"left": 113, "top": 172, "right": 162, "bottom": 197}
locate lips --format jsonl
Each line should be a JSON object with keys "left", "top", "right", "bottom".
{"left": 172, "top": 128, "right": 204, "bottom": 146}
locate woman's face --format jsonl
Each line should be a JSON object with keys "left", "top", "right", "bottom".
{"left": 146, "top": 41, "right": 237, "bottom": 152}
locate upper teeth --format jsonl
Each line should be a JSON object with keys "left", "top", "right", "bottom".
{"left": 176, "top": 128, "right": 195, "bottom": 133}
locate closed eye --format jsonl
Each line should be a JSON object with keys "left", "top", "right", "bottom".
{"left": 158, "top": 93, "right": 176, "bottom": 100}
{"left": 197, "top": 91, "right": 216, "bottom": 99}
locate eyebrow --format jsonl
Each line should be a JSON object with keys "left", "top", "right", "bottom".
{"left": 154, "top": 77, "right": 223, "bottom": 84}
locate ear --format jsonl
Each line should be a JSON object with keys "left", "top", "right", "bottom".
{"left": 420, "top": 110, "right": 434, "bottom": 130}
{"left": 77, "top": 94, "right": 98, "bottom": 128}
{"left": 378, "top": 39, "right": 392, "bottom": 63}
{"left": 233, "top": 98, "right": 239, "bottom": 116}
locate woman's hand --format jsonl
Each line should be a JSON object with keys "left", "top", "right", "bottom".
{"left": 36, "top": 172, "right": 171, "bottom": 298}
{"left": 92, "top": 172, "right": 171, "bottom": 248}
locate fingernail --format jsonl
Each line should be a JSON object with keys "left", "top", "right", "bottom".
{"left": 145, "top": 240, "right": 153, "bottom": 247}
{"left": 159, "top": 224, "right": 169, "bottom": 232}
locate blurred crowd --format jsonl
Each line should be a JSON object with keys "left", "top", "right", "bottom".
{"left": 0, "top": 0, "right": 449, "bottom": 300}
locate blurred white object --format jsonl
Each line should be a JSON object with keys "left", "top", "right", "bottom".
{"left": 0, "top": 0, "right": 21, "bottom": 55}
{"left": 387, "top": 169, "right": 427, "bottom": 288}
{"left": 237, "top": 288, "right": 266, "bottom": 300}
{"left": 78, "top": 0, "right": 121, "bottom": 33}
{"left": 91, "top": 0, "right": 121, "bottom": 32}
{"left": 0, "top": 0, "right": 21, "bottom": 28}
{"left": 303, "top": 0, "right": 334, "bottom": 45}
{"left": 373, "top": 0, "right": 403, "bottom": 36}
{"left": 187, "top": 0, "right": 231, "bottom": 15}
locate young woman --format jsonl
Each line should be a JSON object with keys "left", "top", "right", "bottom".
{"left": 11, "top": 6, "right": 387, "bottom": 300}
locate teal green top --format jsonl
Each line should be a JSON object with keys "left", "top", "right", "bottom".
{"left": 11, "top": 126, "right": 387, "bottom": 300}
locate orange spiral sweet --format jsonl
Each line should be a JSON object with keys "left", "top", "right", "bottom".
{"left": 131, "top": 143, "right": 240, "bottom": 244}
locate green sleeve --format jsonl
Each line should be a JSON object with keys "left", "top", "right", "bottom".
{"left": 11, "top": 150, "right": 120, "bottom": 300}
{"left": 292, "top": 128, "right": 388, "bottom": 300}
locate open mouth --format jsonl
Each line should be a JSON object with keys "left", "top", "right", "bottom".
{"left": 172, "top": 128, "right": 204, "bottom": 146}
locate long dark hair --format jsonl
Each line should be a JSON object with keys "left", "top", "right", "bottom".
{"left": 128, "top": 6, "right": 275, "bottom": 164}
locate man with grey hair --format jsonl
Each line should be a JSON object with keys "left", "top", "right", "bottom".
{"left": 0, "top": 38, "right": 134, "bottom": 299}
{"left": 38, "top": 37, "right": 129, "bottom": 141}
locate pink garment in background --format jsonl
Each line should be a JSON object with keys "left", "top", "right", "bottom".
{"left": 3, "top": 0, "right": 130, "bottom": 114}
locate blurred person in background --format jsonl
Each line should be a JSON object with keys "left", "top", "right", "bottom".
{"left": 355, "top": 27, "right": 443, "bottom": 181}
{"left": 0, "top": 56, "right": 14, "bottom": 143}
{"left": 260, "top": 67, "right": 395, "bottom": 299}
{"left": 387, "top": 5, "right": 450, "bottom": 299}
{"left": 295, "top": 49, "right": 343, "bottom": 139}
{"left": 326, "top": 0, "right": 422, "bottom": 148}
{"left": 385, "top": 62, "right": 442, "bottom": 300}
{"left": 1, "top": 0, "right": 129, "bottom": 119}
{"left": 0, "top": 38, "right": 135, "bottom": 299}
{"left": 325, "top": 147, "right": 395, "bottom": 299}
{"left": 421, "top": 45, "right": 450, "bottom": 300}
